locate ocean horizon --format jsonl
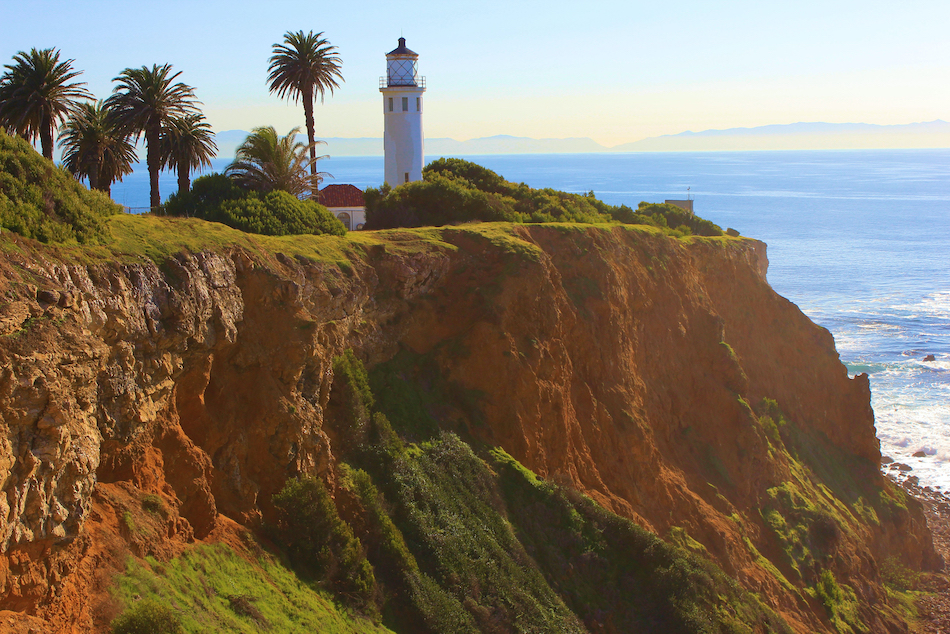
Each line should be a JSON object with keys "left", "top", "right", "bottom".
{"left": 111, "top": 149, "right": 950, "bottom": 489}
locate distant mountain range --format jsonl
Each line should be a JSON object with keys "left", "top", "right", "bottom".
{"left": 611, "top": 120, "right": 950, "bottom": 152}
{"left": 213, "top": 120, "right": 950, "bottom": 158}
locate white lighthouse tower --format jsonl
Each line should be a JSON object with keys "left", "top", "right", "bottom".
{"left": 380, "top": 37, "right": 426, "bottom": 186}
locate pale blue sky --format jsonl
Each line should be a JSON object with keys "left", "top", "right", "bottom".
{"left": 4, "top": 0, "right": 948, "bottom": 145}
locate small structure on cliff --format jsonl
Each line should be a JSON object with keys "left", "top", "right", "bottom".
{"left": 380, "top": 37, "right": 426, "bottom": 186}
{"left": 665, "top": 187, "right": 694, "bottom": 214}
{"left": 319, "top": 184, "right": 366, "bottom": 230}
{"left": 664, "top": 199, "right": 693, "bottom": 214}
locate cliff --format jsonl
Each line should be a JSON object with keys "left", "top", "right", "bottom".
{"left": 0, "top": 216, "right": 939, "bottom": 632}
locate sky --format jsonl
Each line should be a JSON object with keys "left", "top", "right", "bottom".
{"left": 3, "top": 0, "right": 949, "bottom": 146}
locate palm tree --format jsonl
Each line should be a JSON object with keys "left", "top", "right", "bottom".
{"left": 59, "top": 100, "right": 137, "bottom": 197}
{"left": 0, "top": 48, "right": 91, "bottom": 160}
{"left": 161, "top": 113, "right": 217, "bottom": 194}
{"left": 267, "top": 31, "right": 342, "bottom": 198}
{"left": 225, "top": 126, "right": 327, "bottom": 197}
{"left": 104, "top": 64, "right": 197, "bottom": 210}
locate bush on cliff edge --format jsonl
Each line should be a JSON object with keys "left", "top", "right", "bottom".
{"left": 364, "top": 158, "right": 633, "bottom": 229}
{"left": 163, "top": 172, "right": 346, "bottom": 237}
{"left": 364, "top": 157, "right": 725, "bottom": 236}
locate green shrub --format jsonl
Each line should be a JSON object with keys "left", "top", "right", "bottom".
{"left": 217, "top": 190, "right": 345, "bottom": 236}
{"left": 141, "top": 493, "right": 166, "bottom": 516}
{"left": 0, "top": 129, "right": 119, "bottom": 244}
{"left": 634, "top": 202, "right": 723, "bottom": 237}
{"left": 162, "top": 172, "right": 243, "bottom": 218}
{"left": 424, "top": 157, "right": 510, "bottom": 194}
{"left": 334, "top": 349, "right": 374, "bottom": 412}
{"left": 880, "top": 557, "right": 919, "bottom": 592}
{"left": 329, "top": 349, "right": 376, "bottom": 455}
{"left": 365, "top": 173, "right": 521, "bottom": 228}
{"left": 491, "top": 448, "right": 789, "bottom": 634}
{"left": 388, "top": 433, "right": 587, "bottom": 633}
{"left": 163, "top": 173, "right": 345, "bottom": 237}
{"left": 269, "top": 475, "right": 376, "bottom": 607}
{"left": 111, "top": 598, "right": 183, "bottom": 634}
{"left": 121, "top": 511, "right": 136, "bottom": 534}
{"left": 366, "top": 158, "right": 626, "bottom": 229}
{"left": 348, "top": 467, "right": 416, "bottom": 573}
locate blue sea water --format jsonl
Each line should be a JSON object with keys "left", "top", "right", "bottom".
{"left": 111, "top": 150, "right": 950, "bottom": 488}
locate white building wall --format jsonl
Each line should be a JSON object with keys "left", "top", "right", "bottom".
{"left": 331, "top": 207, "right": 367, "bottom": 231}
{"left": 381, "top": 86, "right": 425, "bottom": 186}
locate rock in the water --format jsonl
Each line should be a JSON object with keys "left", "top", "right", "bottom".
{"left": 924, "top": 354, "right": 936, "bottom": 362}
{"left": 881, "top": 455, "right": 894, "bottom": 465}
{"left": 893, "top": 463, "right": 913, "bottom": 472}
{"left": 913, "top": 450, "right": 928, "bottom": 458}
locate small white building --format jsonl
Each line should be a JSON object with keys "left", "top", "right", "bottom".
{"left": 319, "top": 184, "right": 366, "bottom": 231}
{"left": 380, "top": 37, "right": 426, "bottom": 187}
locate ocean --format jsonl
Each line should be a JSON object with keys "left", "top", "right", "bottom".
{"left": 110, "top": 150, "right": 950, "bottom": 489}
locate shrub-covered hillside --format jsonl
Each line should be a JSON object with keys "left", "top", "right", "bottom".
{"left": 253, "top": 349, "right": 790, "bottom": 634}
{"left": 0, "top": 129, "right": 119, "bottom": 244}
{"left": 364, "top": 157, "right": 724, "bottom": 236}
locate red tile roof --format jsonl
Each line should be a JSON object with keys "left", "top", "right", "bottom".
{"left": 319, "top": 184, "right": 365, "bottom": 208}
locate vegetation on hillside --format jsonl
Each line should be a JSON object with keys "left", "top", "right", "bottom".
{"left": 163, "top": 172, "right": 345, "bottom": 236}
{"left": 109, "top": 542, "right": 392, "bottom": 634}
{"left": 364, "top": 157, "right": 724, "bottom": 236}
{"left": 0, "top": 128, "right": 119, "bottom": 243}
{"left": 270, "top": 475, "right": 377, "bottom": 608}
{"left": 303, "top": 348, "right": 790, "bottom": 633}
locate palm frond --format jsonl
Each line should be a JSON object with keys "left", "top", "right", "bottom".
{"left": 161, "top": 113, "right": 217, "bottom": 171}
{"left": 225, "top": 126, "right": 325, "bottom": 197}
{"left": 104, "top": 64, "right": 198, "bottom": 139}
{"left": 267, "top": 30, "right": 343, "bottom": 104}
{"left": 0, "top": 47, "right": 92, "bottom": 158}
{"left": 59, "top": 100, "right": 136, "bottom": 192}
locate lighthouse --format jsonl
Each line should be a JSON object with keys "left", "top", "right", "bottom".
{"left": 380, "top": 37, "right": 426, "bottom": 187}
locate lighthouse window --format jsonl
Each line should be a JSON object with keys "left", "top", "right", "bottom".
{"left": 404, "top": 172, "right": 409, "bottom": 183}
{"left": 388, "top": 98, "right": 393, "bottom": 112}
{"left": 402, "top": 97, "right": 408, "bottom": 112}
{"left": 416, "top": 97, "right": 421, "bottom": 112}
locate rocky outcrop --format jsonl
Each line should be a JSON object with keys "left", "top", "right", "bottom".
{"left": 0, "top": 223, "right": 938, "bottom": 632}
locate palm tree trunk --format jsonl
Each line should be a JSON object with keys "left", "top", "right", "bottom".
{"left": 178, "top": 164, "right": 190, "bottom": 194}
{"left": 146, "top": 122, "right": 161, "bottom": 211}
{"left": 88, "top": 162, "right": 100, "bottom": 191}
{"left": 40, "top": 117, "right": 54, "bottom": 160}
{"left": 302, "top": 84, "right": 318, "bottom": 199}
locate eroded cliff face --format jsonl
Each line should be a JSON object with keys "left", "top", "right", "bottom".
{"left": 0, "top": 223, "right": 938, "bottom": 632}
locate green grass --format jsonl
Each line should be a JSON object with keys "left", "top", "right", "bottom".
{"left": 110, "top": 542, "right": 392, "bottom": 634}
{"left": 812, "top": 570, "right": 867, "bottom": 634}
